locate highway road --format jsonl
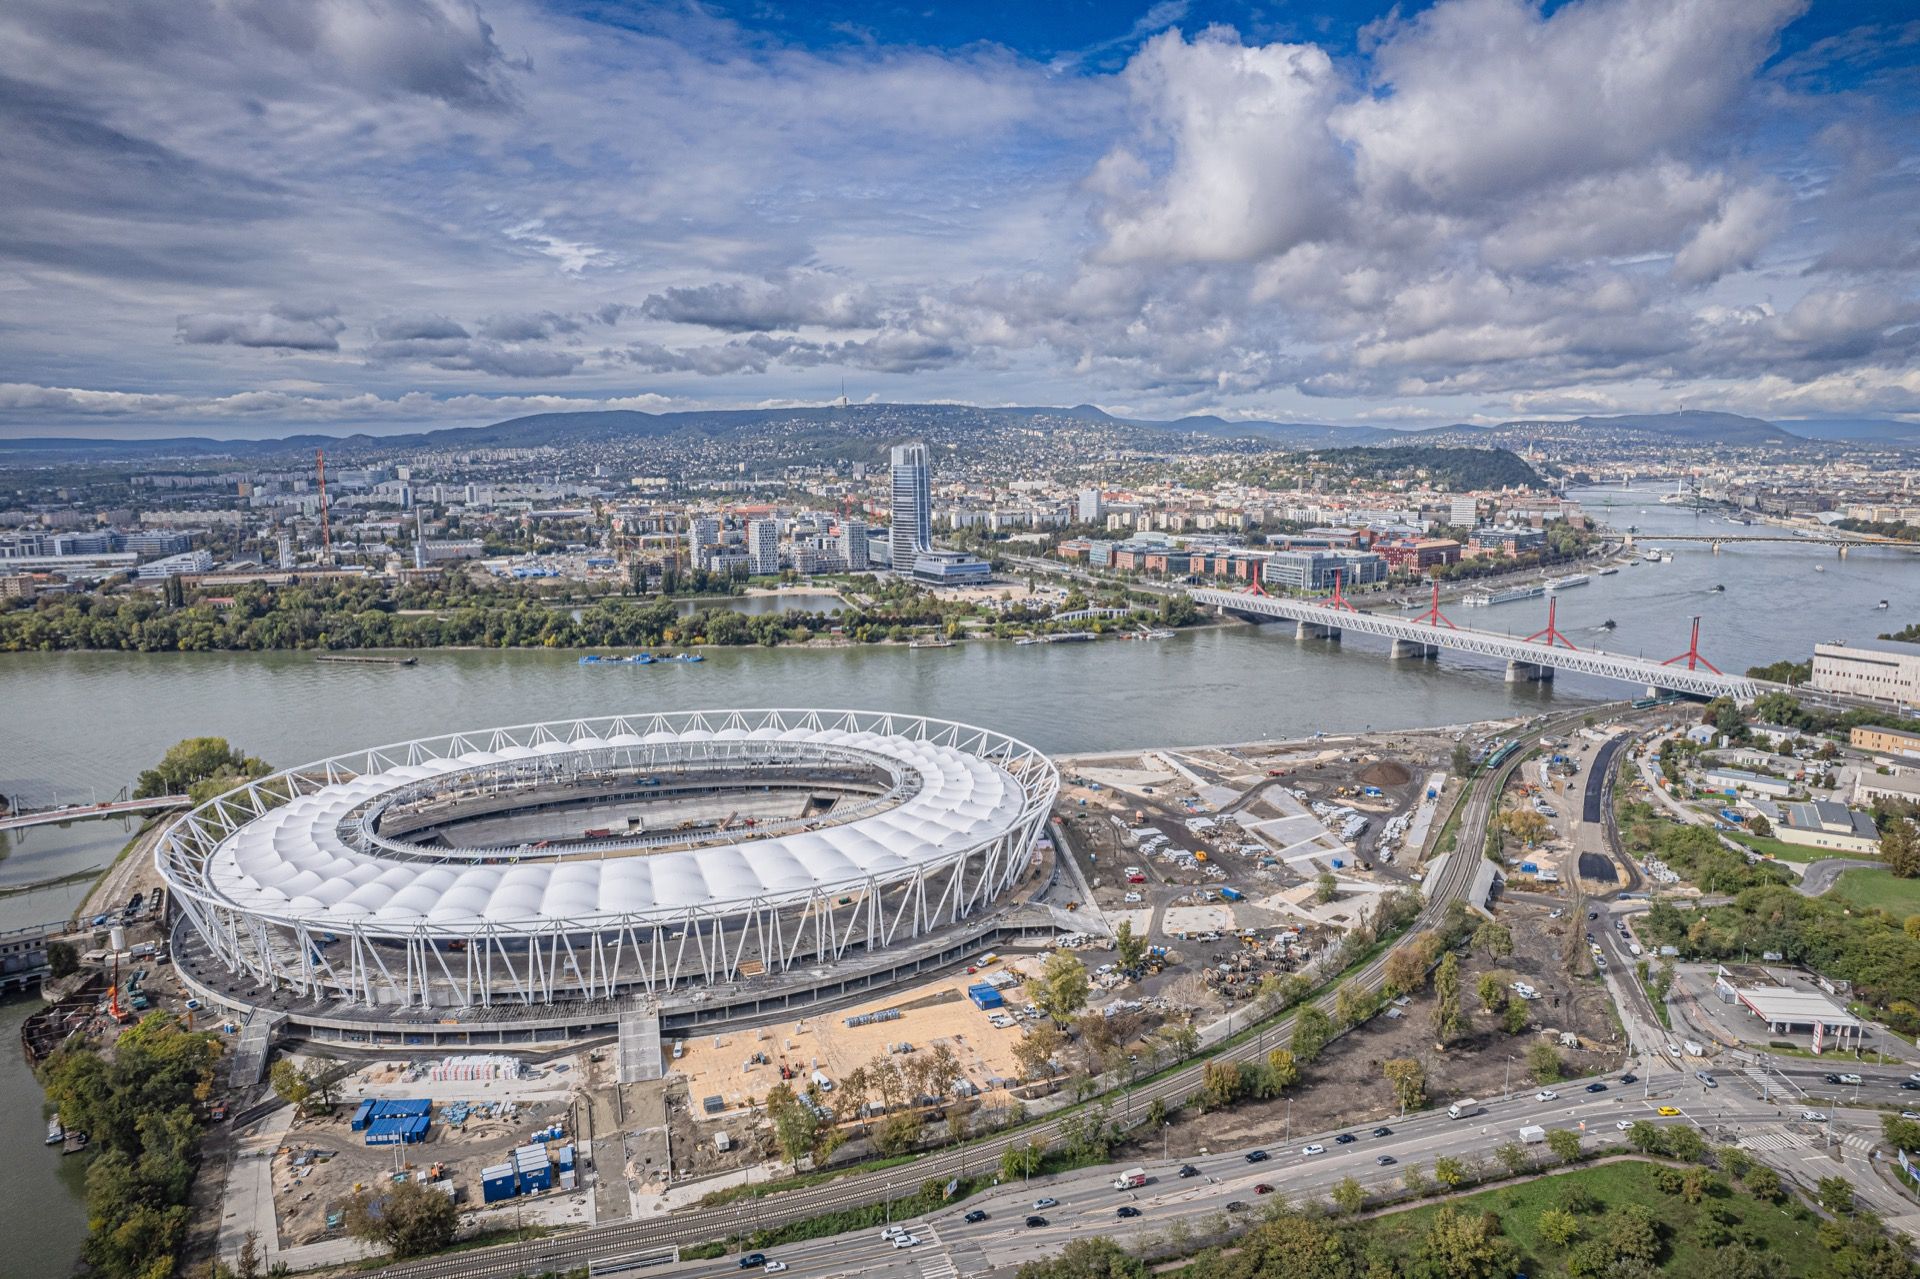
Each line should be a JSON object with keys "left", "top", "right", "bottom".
{"left": 362, "top": 706, "right": 1611, "bottom": 1279}
{"left": 591, "top": 1073, "right": 1897, "bottom": 1279}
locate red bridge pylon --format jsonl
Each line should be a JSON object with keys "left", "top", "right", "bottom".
{"left": 1410, "top": 579, "right": 1457, "bottom": 629}
{"left": 1661, "top": 616, "right": 1723, "bottom": 674}
{"left": 1525, "top": 596, "right": 1579, "bottom": 650}
{"left": 1321, "top": 569, "right": 1359, "bottom": 612}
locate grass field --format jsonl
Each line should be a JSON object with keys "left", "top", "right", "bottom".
{"left": 1830, "top": 868, "right": 1920, "bottom": 916}
{"left": 1361, "top": 1159, "right": 1828, "bottom": 1277}
{"left": 1725, "top": 831, "right": 1842, "bottom": 864}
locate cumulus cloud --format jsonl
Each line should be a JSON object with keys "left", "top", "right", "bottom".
{"left": 177, "top": 303, "right": 346, "bottom": 351}
{"left": 367, "top": 312, "right": 582, "bottom": 378}
{"left": 639, "top": 275, "right": 884, "bottom": 332}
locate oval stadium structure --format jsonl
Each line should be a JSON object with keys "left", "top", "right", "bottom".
{"left": 157, "top": 710, "right": 1059, "bottom": 1030}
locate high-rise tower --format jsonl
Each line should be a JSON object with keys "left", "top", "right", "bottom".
{"left": 888, "top": 442, "right": 931, "bottom": 572}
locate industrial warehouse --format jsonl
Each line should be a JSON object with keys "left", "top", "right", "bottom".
{"left": 156, "top": 710, "right": 1060, "bottom": 1045}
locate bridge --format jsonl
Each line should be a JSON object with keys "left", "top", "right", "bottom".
{"left": 0, "top": 795, "right": 190, "bottom": 832}
{"left": 1622, "top": 531, "right": 1918, "bottom": 557}
{"left": 1192, "top": 584, "right": 1759, "bottom": 701}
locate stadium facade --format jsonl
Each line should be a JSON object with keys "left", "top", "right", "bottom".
{"left": 157, "top": 710, "right": 1059, "bottom": 1022}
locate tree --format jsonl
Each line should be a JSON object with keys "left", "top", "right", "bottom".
{"left": 1503, "top": 808, "right": 1549, "bottom": 847}
{"left": 1334, "top": 983, "right": 1373, "bottom": 1027}
{"left": 1383, "top": 1057, "right": 1427, "bottom": 1111}
{"left": 1315, "top": 870, "right": 1339, "bottom": 904}
{"left": 1432, "top": 951, "right": 1467, "bottom": 1042}
{"left": 1546, "top": 1128, "right": 1584, "bottom": 1164}
{"left": 1431, "top": 1156, "right": 1467, "bottom": 1189}
{"left": 1401, "top": 1163, "right": 1429, "bottom": 1196}
{"left": 1538, "top": 1207, "right": 1583, "bottom": 1248}
{"left": 1331, "top": 1176, "right": 1366, "bottom": 1215}
{"left": 269, "top": 1059, "right": 312, "bottom": 1113}
{"left": 1384, "top": 947, "right": 1427, "bottom": 997}
{"left": 1292, "top": 1005, "right": 1335, "bottom": 1064}
{"left": 764, "top": 1083, "right": 822, "bottom": 1164}
{"left": 1114, "top": 918, "right": 1148, "bottom": 971}
{"left": 1411, "top": 1203, "right": 1516, "bottom": 1278}
{"left": 1817, "top": 1176, "right": 1856, "bottom": 1215}
{"left": 1472, "top": 921, "right": 1514, "bottom": 960}
{"left": 1200, "top": 1060, "right": 1247, "bottom": 1111}
{"left": 47, "top": 940, "right": 79, "bottom": 978}
{"left": 1747, "top": 813, "right": 1773, "bottom": 838}
{"left": 1033, "top": 949, "right": 1091, "bottom": 1024}
{"left": 1494, "top": 1142, "right": 1530, "bottom": 1175}
{"left": 1261, "top": 1047, "right": 1299, "bottom": 1095}
{"left": 1743, "top": 1165, "right": 1782, "bottom": 1202}
{"left": 1882, "top": 1114, "right": 1920, "bottom": 1154}
{"left": 1884, "top": 818, "right": 1920, "bottom": 878}
{"left": 1014, "top": 1022, "right": 1066, "bottom": 1081}
{"left": 874, "top": 1111, "right": 921, "bottom": 1156}
{"left": 1001, "top": 1141, "right": 1041, "bottom": 1181}
{"left": 1452, "top": 742, "right": 1472, "bottom": 776}
{"left": 133, "top": 736, "right": 270, "bottom": 801}
{"left": 343, "top": 1179, "right": 457, "bottom": 1259}
{"left": 1626, "top": 1121, "right": 1664, "bottom": 1154}
{"left": 1476, "top": 971, "right": 1508, "bottom": 1014}
{"left": 1702, "top": 1243, "right": 1786, "bottom": 1279}
{"left": 1013, "top": 1237, "right": 1146, "bottom": 1279}
{"left": 1525, "top": 1041, "right": 1562, "bottom": 1083}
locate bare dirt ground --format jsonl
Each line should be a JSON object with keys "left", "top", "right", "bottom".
{"left": 1157, "top": 896, "right": 1627, "bottom": 1157}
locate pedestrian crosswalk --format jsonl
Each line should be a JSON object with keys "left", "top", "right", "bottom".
{"left": 1738, "top": 1129, "right": 1808, "bottom": 1154}
{"left": 1841, "top": 1132, "right": 1876, "bottom": 1155}
{"left": 917, "top": 1251, "right": 959, "bottom": 1279}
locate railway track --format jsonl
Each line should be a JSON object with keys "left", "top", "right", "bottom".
{"left": 366, "top": 708, "right": 1606, "bottom": 1279}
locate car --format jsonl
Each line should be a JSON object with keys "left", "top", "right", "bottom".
{"left": 880, "top": 1226, "right": 909, "bottom": 1240}
{"left": 1334, "top": 1133, "right": 1357, "bottom": 1144}
{"left": 1620, "top": 1073, "right": 1638, "bottom": 1085}
{"left": 1901, "top": 1081, "right": 1920, "bottom": 1091}
{"left": 1178, "top": 1164, "right": 1200, "bottom": 1178}
{"left": 1588, "top": 910, "right": 1599, "bottom": 919}
{"left": 1666, "top": 1044, "right": 1682, "bottom": 1058}
{"left": 1586, "top": 1082, "right": 1608, "bottom": 1093}
{"left": 892, "top": 1236, "right": 921, "bottom": 1249}
{"left": 1837, "top": 1073, "right": 1863, "bottom": 1085}
{"left": 1585, "top": 932, "right": 1595, "bottom": 942}
{"left": 1909, "top": 1073, "right": 1920, "bottom": 1084}
{"left": 764, "top": 1264, "right": 788, "bottom": 1274}
{"left": 1697, "top": 1071, "right": 1717, "bottom": 1088}
{"left": 1302, "top": 1143, "right": 1326, "bottom": 1156}
{"left": 1254, "top": 1183, "right": 1274, "bottom": 1195}
{"left": 1025, "top": 1216, "right": 1049, "bottom": 1229}
{"left": 1824, "top": 1073, "right": 1844, "bottom": 1085}
{"left": 1372, "top": 1126, "right": 1394, "bottom": 1138}
{"left": 1376, "top": 1154, "right": 1397, "bottom": 1166}
{"left": 1903, "top": 1111, "right": 1920, "bottom": 1120}
{"left": 964, "top": 1210, "right": 989, "bottom": 1224}
{"left": 1033, "top": 1197, "right": 1058, "bottom": 1210}
{"left": 738, "top": 1254, "right": 768, "bottom": 1269}
{"left": 1536, "top": 1089, "right": 1559, "bottom": 1101}
{"left": 1656, "top": 1106, "right": 1682, "bottom": 1117}
{"left": 1245, "top": 1149, "right": 1270, "bottom": 1163}
{"left": 1615, "top": 1120, "right": 1635, "bottom": 1131}
{"left": 1226, "top": 1201, "right": 1251, "bottom": 1213}
{"left": 1116, "top": 1206, "right": 1142, "bottom": 1218}
{"left": 1548, "top": 908, "right": 1564, "bottom": 919}
{"left": 1123, "top": 892, "right": 1143, "bottom": 904}
{"left": 1801, "top": 1110, "right": 1828, "bottom": 1122}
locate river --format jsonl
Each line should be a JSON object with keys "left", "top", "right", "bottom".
{"left": 1, "top": 484, "right": 1916, "bottom": 1269}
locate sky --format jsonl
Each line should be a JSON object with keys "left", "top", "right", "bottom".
{"left": 0, "top": 0, "right": 1917, "bottom": 438}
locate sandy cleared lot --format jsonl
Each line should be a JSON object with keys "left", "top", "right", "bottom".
{"left": 667, "top": 961, "right": 1039, "bottom": 1114}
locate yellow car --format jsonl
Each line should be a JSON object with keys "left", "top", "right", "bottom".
{"left": 1655, "top": 1106, "right": 1682, "bottom": 1117}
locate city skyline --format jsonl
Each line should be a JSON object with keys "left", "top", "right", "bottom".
{"left": 2, "top": 0, "right": 1917, "bottom": 438}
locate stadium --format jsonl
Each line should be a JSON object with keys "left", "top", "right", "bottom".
{"left": 156, "top": 710, "right": 1060, "bottom": 1037}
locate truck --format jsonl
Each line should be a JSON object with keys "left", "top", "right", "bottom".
{"left": 1112, "top": 1167, "right": 1148, "bottom": 1190}
{"left": 1682, "top": 1040, "right": 1705, "bottom": 1057}
{"left": 1447, "top": 1098, "right": 1484, "bottom": 1120}
{"left": 1518, "top": 1125, "right": 1547, "bottom": 1145}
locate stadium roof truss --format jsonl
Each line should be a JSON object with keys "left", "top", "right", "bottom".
{"left": 157, "top": 710, "right": 1059, "bottom": 1010}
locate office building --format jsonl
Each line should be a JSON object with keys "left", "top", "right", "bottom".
{"left": 840, "top": 519, "right": 869, "bottom": 571}
{"left": 1813, "top": 638, "right": 1920, "bottom": 709}
{"left": 1850, "top": 725, "right": 1920, "bottom": 759}
{"left": 1261, "top": 550, "right": 1388, "bottom": 592}
{"left": 1078, "top": 489, "right": 1104, "bottom": 522}
{"left": 747, "top": 519, "right": 780, "bottom": 576}
{"left": 889, "top": 442, "right": 932, "bottom": 573}
{"left": 687, "top": 517, "right": 720, "bottom": 571}
{"left": 1448, "top": 495, "right": 1478, "bottom": 527}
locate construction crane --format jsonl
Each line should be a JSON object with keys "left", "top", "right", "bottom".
{"left": 315, "top": 448, "right": 332, "bottom": 560}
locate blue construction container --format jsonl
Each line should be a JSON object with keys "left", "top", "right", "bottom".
{"left": 365, "top": 1115, "right": 431, "bottom": 1146}
{"left": 350, "top": 1099, "right": 375, "bottom": 1132}
{"left": 553, "top": 1144, "right": 575, "bottom": 1171}
{"left": 1220, "top": 886, "right": 1244, "bottom": 902}
{"left": 517, "top": 1163, "right": 553, "bottom": 1193}
{"left": 967, "top": 984, "right": 1003, "bottom": 1010}
{"left": 1519, "top": 861, "right": 1539, "bottom": 874}
{"left": 481, "top": 1163, "right": 518, "bottom": 1204}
